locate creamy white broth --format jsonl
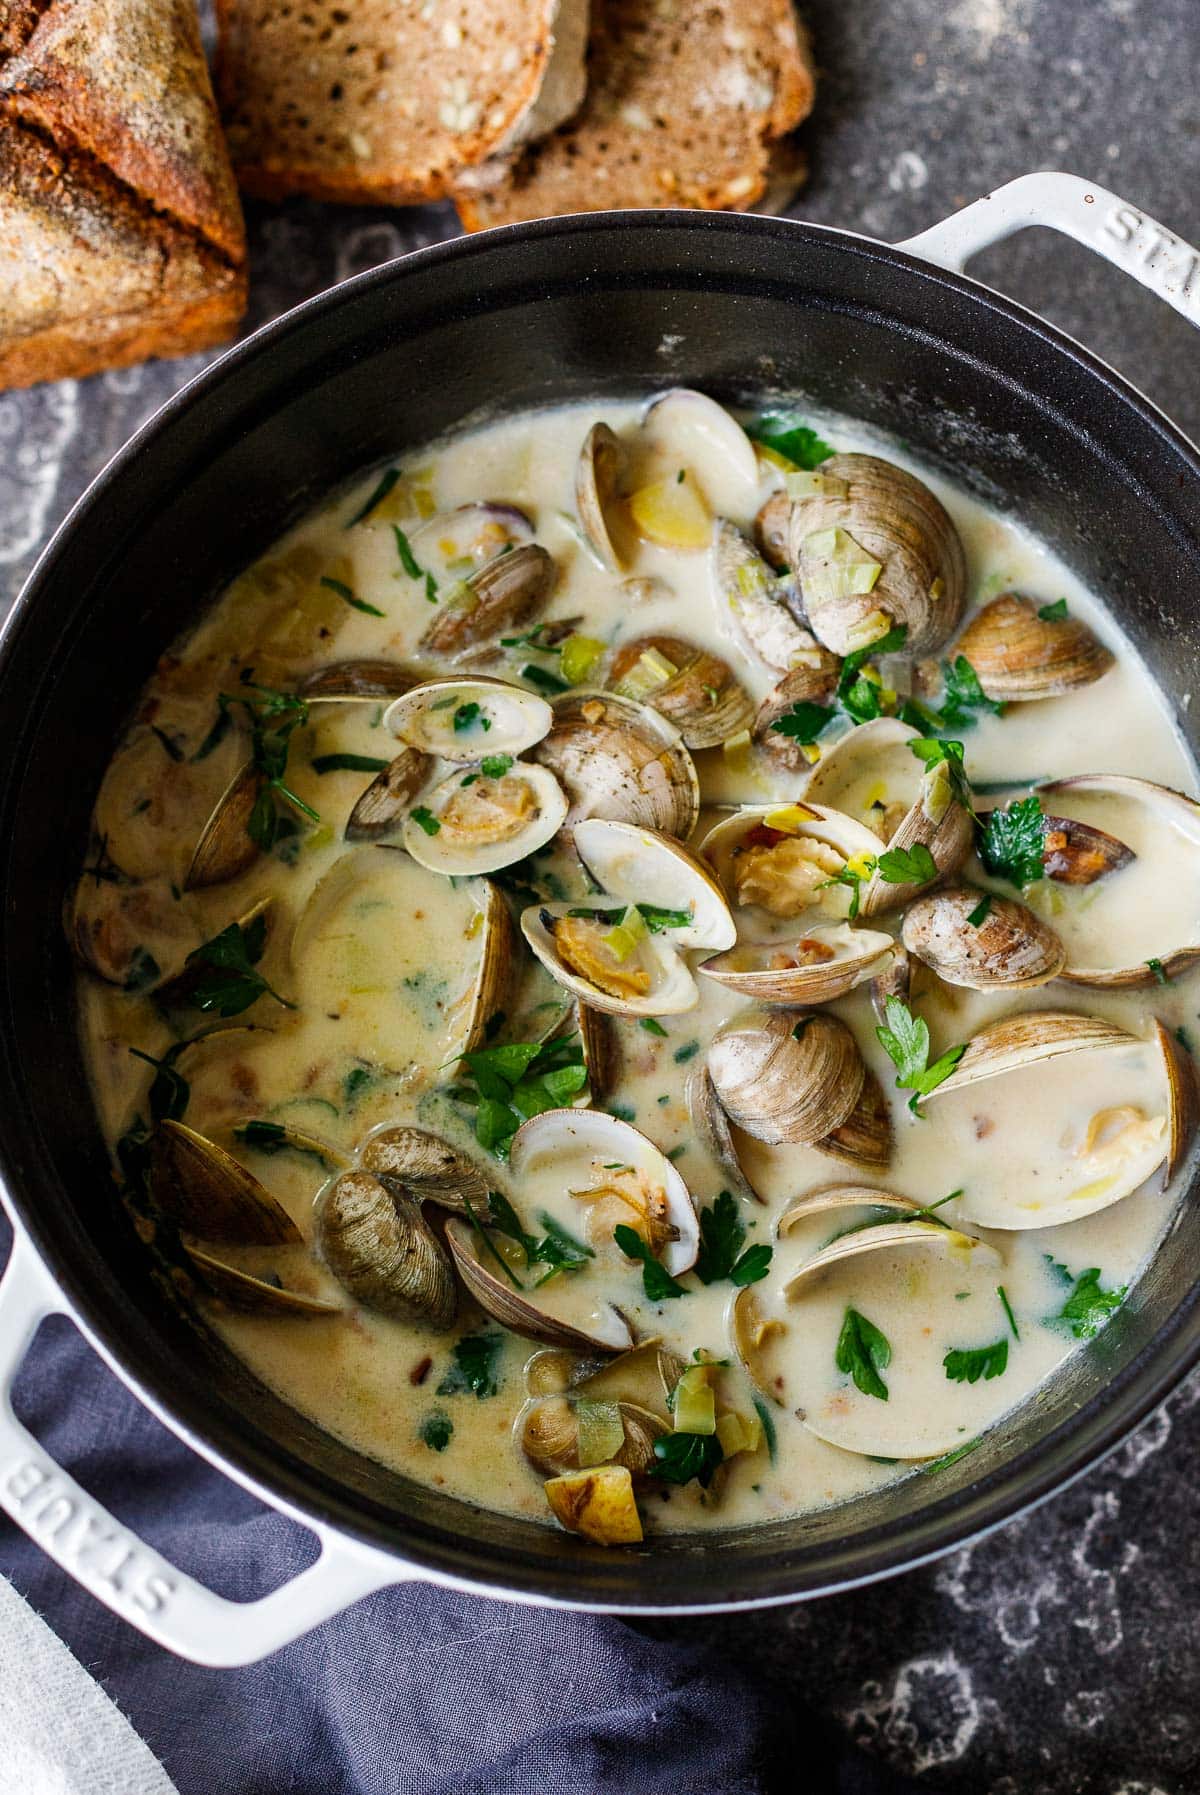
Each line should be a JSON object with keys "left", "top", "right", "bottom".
{"left": 75, "top": 396, "right": 1199, "bottom": 1542}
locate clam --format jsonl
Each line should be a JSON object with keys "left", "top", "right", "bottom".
{"left": 184, "top": 761, "right": 262, "bottom": 890}
{"left": 685, "top": 1061, "right": 762, "bottom": 1206}
{"left": 344, "top": 747, "right": 432, "bottom": 842}
{"left": 410, "top": 502, "right": 534, "bottom": 582}
{"left": 150, "top": 1120, "right": 300, "bottom": 1244}
{"left": 706, "top": 1007, "right": 865, "bottom": 1146}
{"left": 754, "top": 493, "right": 792, "bottom": 569}
{"left": 870, "top": 942, "right": 911, "bottom": 1024}
{"left": 521, "top": 818, "right": 735, "bottom": 1019}
{"left": 642, "top": 388, "right": 761, "bottom": 497}
{"left": 1030, "top": 776, "right": 1200, "bottom": 986}
{"left": 402, "top": 760, "right": 568, "bottom": 876}
{"left": 697, "top": 802, "right": 894, "bottom": 1006}
{"left": 575, "top": 422, "right": 627, "bottom": 572}
{"left": 446, "top": 1109, "right": 698, "bottom": 1350}
{"left": 733, "top": 1210, "right": 1008, "bottom": 1459}
{"left": 922, "top": 1009, "right": 1190, "bottom": 1228}
{"left": 314, "top": 1168, "right": 457, "bottom": 1326}
{"left": 815, "top": 1067, "right": 893, "bottom": 1168}
{"left": 713, "top": 520, "right": 826, "bottom": 674}
{"left": 71, "top": 871, "right": 205, "bottom": 991}
{"left": 804, "top": 718, "right": 974, "bottom": 916}
{"left": 360, "top": 1125, "right": 491, "bottom": 1216}
{"left": 298, "top": 660, "right": 423, "bottom": 703}
{"left": 519, "top": 1393, "right": 667, "bottom": 1478}
{"left": 1158, "top": 1019, "right": 1199, "bottom": 1183}
{"left": 777, "top": 1184, "right": 923, "bottom": 1231}
{"left": 751, "top": 662, "right": 841, "bottom": 771}
{"left": 458, "top": 878, "right": 518, "bottom": 1057}
{"left": 787, "top": 453, "right": 967, "bottom": 657}
{"left": 419, "top": 543, "right": 555, "bottom": 656}
{"left": 185, "top": 1249, "right": 341, "bottom": 1317}
{"left": 605, "top": 635, "right": 754, "bottom": 750}
{"left": 901, "top": 886, "right": 1065, "bottom": 990}
{"left": 384, "top": 675, "right": 554, "bottom": 763}
{"left": 531, "top": 690, "right": 700, "bottom": 842}
{"left": 953, "top": 593, "right": 1114, "bottom": 700}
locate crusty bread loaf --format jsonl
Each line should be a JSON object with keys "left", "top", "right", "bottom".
{"left": 0, "top": 0, "right": 246, "bottom": 390}
{"left": 452, "top": 0, "right": 815, "bottom": 230}
{"left": 215, "top": 0, "right": 590, "bottom": 205}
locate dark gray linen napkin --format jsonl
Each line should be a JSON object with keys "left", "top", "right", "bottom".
{"left": 0, "top": 1218, "right": 918, "bottom": 1795}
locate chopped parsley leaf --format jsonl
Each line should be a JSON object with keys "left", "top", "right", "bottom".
{"left": 875, "top": 995, "right": 965, "bottom": 1115}
{"left": 311, "top": 752, "right": 390, "bottom": 775}
{"left": 480, "top": 753, "right": 513, "bottom": 778}
{"left": 409, "top": 806, "right": 441, "bottom": 836}
{"left": 453, "top": 701, "right": 490, "bottom": 734}
{"left": 1147, "top": 957, "right": 1170, "bottom": 985}
{"left": 640, "top": 1017, "right": 669, "bottom": 1038}
{"left": 174, "top": 915, "right": 293, "bottom": 1017}
{"left": 979, "top": 795, "right": 1046, "bottom": 887}
{"left": 743, "top": 411, "right": 834, "bottom": 470}
{"left": 943, "top": 1338, "right": 1008, "bottom": 1383}
{"left": 614, "top": 1223, "right": 686, "bottom": 1301}
{"left": 836, "top": 1307, "right": 891, "bottom": 1401}
{"left": 319, "top": 574, "right": 385, "bottom": 617}
{"left": 649, "top": 1430, "right": 724, "bottom": 1488}
{"left": 1046, "top": 1259, "right": 1126, "bottom": 1339}
{"left": 876, "top": 842, "right": 937, "bottom": 885}
{"left": 393, "top": 526, "right": 425, "bottom": 580}
{"left": 458, "top": 1035, "right": 587, "bottom": 1158}
{"left": 437, "top": 1333, "right": 503, "bottom": 1400}
{"left": 522, "top": 663, "right": 570, "bottom": 695}
{"left": 693, "top": 1190, "right": 773, "bottom": 1287}
{"left": 998, "top": 1285, "right": 1020, "bottom": 1340}
{"left": 1038, "top": 598, "right": 1069, "bottom": 622}
{"left": 966, "top": 893, "right": 993, "bottom": 928}
{"left": 418, "top": 1411, "right": 453, "bottom": 1451}
{"left": 346, "top": 467, "right": 400, "bottom": 527}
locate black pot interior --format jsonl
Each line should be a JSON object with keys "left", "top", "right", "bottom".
{"left": 2, "top": 213, "right": 1198, "bottom": 1609}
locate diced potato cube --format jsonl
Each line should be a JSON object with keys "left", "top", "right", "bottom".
{"left": 628, "top": 470, "right": 712, "bottom": 551}
{"left": 544, "top": 1465, "right": 643, "bottom": 1545}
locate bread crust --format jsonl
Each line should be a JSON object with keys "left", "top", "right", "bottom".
{"left": 452, "top": 0, "right": 816, "bottom": 230}
{"left": 0, "top": 0, "right": 246, "bottom": 390}
{"left": 214, "top": 0, "right": 585, "bottom": 205}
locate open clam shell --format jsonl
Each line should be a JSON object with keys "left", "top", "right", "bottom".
{"left": 446, "top": 1109, "right": 698, "bottom": 1353}
{"left": 185, "top": 1249, "right": 342, "bottom": 1317}
{"left": 953, "top": 593, "right": 1114, "bottom": 700}
{"left": 531, "top": 690, "right": 700, "bottom": 841}
{"left": 541, "top": 997, "right": 620, "bottom": 1105}
{"left": 706, "top": 1006, "right": 865, "bottom": 1146}
{"left": 606, "top": 635, "right": 754, "bottom": 750}
{"left": 754, "top": 493, "right": 793, "bottom": 569}
{"left": 642, "top": 388, "right": 761, "bottom": 499}
{"left": 713, "top": 520, "right": 825, "bottom": 674}
{"left": 787, "top": 452, "right": 967, "bottom": 658}
{"left": 922, "top": 1010, "right": 1189, "bottom": 1228}
{"left": 315, "top": 1168, "right": 457, "bottom": 1326}
{"left": 1031, "top": 775, "right": 1200, "bottom": 986}
{"left": 384, "top": 676, "right": 553, "bottom": 763}
{"left": 185, "top": 760, "right": 262, "bottom": 890}
{"left": 686, "top": 1061, "right": 762, "bottom": 1205}
{"left": 733, "top": 1210, "right": 1009, "bottom": 1459}
{"left": 71, "top": 871, "right": 209, "bottom": 992}
{"left": 519, "top": 1393, "right": 667, "bottom": 1479}
{"left": 700, "top": 926, "right": 894, "bottom": 1007}
{"left": 804, "top": 717, "right": 973, "bottom": 917}
{"left": 575, "top": 421, "right": 627, "bottom": 572}
{"left": 344, "top": 747, "right": 432, "bottom": 842}
{"left": 459, "top": 878, "right": 518, "bottom": 1057}
{"left": 298, "top": 660, "right": 423, "bottom": 703}
{"left": 151, "top": 1120, "right": 301, "bottom": 1244}
{"left": 402, "top": 760, "right": 568, "bottom": 875}
{"left": 816, "top": 1066, "right": 893, "bottom": 1168}
{"left": 520, "top": 820, "right": 735, "bottom": 1019}
{"left": 901, "top": 886, "right": 1065, "bottom": 990}
{"left": 751, "top": 663, "right": 841, "bottom": 771}
{"left": 419, "top": 543, "right": 555, "bottom": 656}
{"left": 410, "top": 503, "right": 534, "bottom": 583}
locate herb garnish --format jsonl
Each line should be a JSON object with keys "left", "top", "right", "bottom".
{"left": 966, "top": 893, "right": 993, "bottom": 928}
{"left": 998, "top": 1285, "right": 1020, "bottom": 1340}
{"left": 614, "top": 1223, "right": 686, "bottom": 1300}
{"left": 150, "top": 723, "right": 185, "bottom": 763}
{"left": 437, "top": 1333, "right": 503, "bottom": 1399}
{"left": 480, "top": 1190, "right": 593, "bottom": 1286}
{"left": 458, "top": 1036, "right": 588, "bottom": 1157}
{"left": 346, "top": 467, "right": 400, "bottom": 527}
{"left": 409, "top": 806, "right": 441, "bottom": 836}
{"left": 419, "top": 1411, "right": 453, "bottom": 1451}
{"left": 770, "top": 624, "right": 909, "bottom": 743}
{"left": 233, "top": 1120, "right": 334, "bottom": 1166}
{"left": 522, "top": 663, "right": 570, "bottom": 695}
{"left": 836, "top": 1307, "right": 891, "bottom": 1401}
{"left": 908, "top": 735, "right": 974, "bottom": 808}
{"left": 172, "top": 915, "right": 293, "bottom": 1017}
{"left": 640, "top": 1017, "right": 668, "bottom": 1038}
{"left": 876, "top": 996, "right": 966, "bottom": 1115}
{"left": 220, "top": 681, "right": 319, "bottom": 849}
{"left": 1147, "top": 957, "right": 1170, "bottom": 985}
{"left": 638, "top": 904, "right": 692, "bottom": 933}
{"left": 480, "top": 753, "right": 513, "bottom": 779}
{"left": 906, "top": 655, "right": 1005, "bottom": 734}
{"left": 978, "top": 794, "right": 1046, "bottom": 888}
{"left": 453, "top": 701, "right": 490, "bottom": 734}
{"left": 1046, "top": 1257, "right": 1126, "bottom": 1338}
{"left": 319, "top": 574, "right": 385, "bottom": 618}
{"left": 392, "top": 525, "right": 427, "bottom": 582}
{"left": 943, "top": 1339, "right": 1008, "bottom": 1384}
{"left": 1038, "top": 598, "right": 1069, "bottom": 622}
{"left": 694, "top": 1190, "right": 773, "bottom": 1288}
{"left": 876, "top": 842, "right": 937, "bottom": 886}
{"left": 649, "top": 1430, "right": 725, "bottom": 1488}
{"left": 115, "top": 1035, "right": 202, "bottom": 1201}
{"left": 744, "top": 411, "right": 834, "bottom": 470}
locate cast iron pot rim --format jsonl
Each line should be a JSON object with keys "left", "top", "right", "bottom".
{"left": 5, "top": 206, "right": 1200, "bottom": 1612}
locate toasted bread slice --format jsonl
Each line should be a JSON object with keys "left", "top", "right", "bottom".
{"left": 215, "top": 0, "right": 590, "bottom": 205}
{"left": 452, "top": 0, "right": 815, "bottom": 230}
{"left": 0, "top": 0, "right": 246, "bottom": 390}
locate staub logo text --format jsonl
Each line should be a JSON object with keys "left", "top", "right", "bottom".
{"left": 1101, "top": 203, "right": 1200, "bottom": 314}
{"left": 3, "top": 1453, "right": 176, "bottom": 1614}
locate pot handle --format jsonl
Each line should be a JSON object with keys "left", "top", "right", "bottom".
{"left": 0, "top": 1229, "right": 405, "bottom": 1665}
{"left": 898, "top": 171, "right": 1200, "bottom": 330}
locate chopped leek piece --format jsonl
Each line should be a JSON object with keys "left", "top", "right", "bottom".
{"left": 614, "top": 645, "right": 679, "bottom": 700}
{"left": 715, "top": 1410, "right": 763, "bottom": 1458}
{"left": 560, "top": 634, "right": 607, "bottom": 686}
{"left": 672, "top": 1364, "right": 716, "bottom": 1435}
{"left": 575, "top": 1399, "right": 626, "bottom": 1468}
{"left": 603, "top": 904, "right": 648, "bottom": 962}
